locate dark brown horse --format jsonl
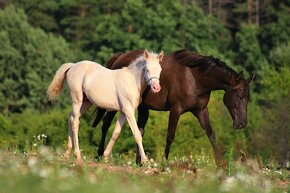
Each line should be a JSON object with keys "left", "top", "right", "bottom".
{"left": 93, "top": 50, "right": 255, "bottom": 167}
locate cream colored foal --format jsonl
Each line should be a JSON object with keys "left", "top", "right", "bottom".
{"left": 47, "top": 49, "right": 163, "bottom": 164}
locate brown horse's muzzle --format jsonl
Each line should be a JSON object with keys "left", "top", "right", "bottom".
{"left": 234, "top": 121, "right": 247, "bottom": 129}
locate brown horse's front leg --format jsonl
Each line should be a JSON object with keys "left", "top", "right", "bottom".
{"left": 165, "top": 107, "right": 182, "bottom": 159}
{"left": 135, "top": 105, "right": 149, "bottom": 164}
{"left": 193, "top": 108, "right": 226, "bottom": 169}
{"left": 97, "top": 111, "right": 117, "bottom": 158}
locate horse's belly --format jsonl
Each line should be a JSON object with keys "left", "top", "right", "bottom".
{"left": 83, "top": 79, "right": 120, "bottom": 111}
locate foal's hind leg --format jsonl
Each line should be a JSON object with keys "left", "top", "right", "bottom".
{"left": 66, "top": 98, "right": 91, "bottom": 164}
{"left": 103, "top": 113, "right": 126, "bottom": 161}
{"left": 63, "top": 114, "right": 74, "bottom": 160}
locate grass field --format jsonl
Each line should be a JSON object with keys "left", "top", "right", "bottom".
{"left": 0, "top": 146, "right": 289, "bottom": 193}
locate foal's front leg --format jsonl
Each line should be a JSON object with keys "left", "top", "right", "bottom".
{"left": 125, "top": 109, "right": 148, "bottom": 163}
{"left": 136, "top": 106, "right": 149, "bottom": 164}
{"left": 103, "top": 113, "right": 126, "bottom": 161}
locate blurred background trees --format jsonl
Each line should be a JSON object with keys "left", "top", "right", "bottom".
{"left": 0, "top": 0, "right": 289, "bottom": 166}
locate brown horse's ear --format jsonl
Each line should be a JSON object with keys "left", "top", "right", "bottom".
{"left": 235, "top": 71, "right": 244, "bottom": 84}
{"left": 238, "top": 71, "right": 244, "bottom": 78}
{"left": 247, "top": 73, "right": 256, "bottom": 84}
{"left": 158, "top": 50, "right": 164, "bottom": 61}
{"left": 143, "top": 49, "right": 149, "bottom": 59}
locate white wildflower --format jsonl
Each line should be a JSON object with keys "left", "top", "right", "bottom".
{"left": 39, "top": 146, "right": 54, "bottom": 161}
{"left": 165, "top": 167, "right": 171, "bottom": 173}
{"left": 39, "top": 168, "right": 50, "bottom": 178}
{"left": 275, "top": 170, "right": 282, "bottom": 175}
{"left": 27, "top": 157, "right": 38, "bottom": 168}
{"left": 187, "top": 170, "right": 193, "bottom": 174}
{"left": 41, "top": 134, "right": 47, "bottom": 138}
{"left": 220, "top": 176, "right": 237, "bottom": 192}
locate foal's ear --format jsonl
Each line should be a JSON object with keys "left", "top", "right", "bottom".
{"left": 143, "top": 49, "right": 149, "bottom": 59}
{"left": 247, "top": 73, "right": 256, "bottom": 85}
{"left": 158, "top": 50, "right": 164, "bottom": 61}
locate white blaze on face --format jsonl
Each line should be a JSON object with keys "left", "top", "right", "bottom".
{"left": 143, "top": 49, "right": 163, "bottom": 93}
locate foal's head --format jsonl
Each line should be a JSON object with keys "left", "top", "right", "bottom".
{"left": 223, "top": 72, "right": 255, "bottom": 129}
{"left": 143, "top": 49, "right": 164, "bottom": 93}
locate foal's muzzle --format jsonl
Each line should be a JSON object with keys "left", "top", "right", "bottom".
{"left": 146, "top": 77, "right": 161, "bottom": 93}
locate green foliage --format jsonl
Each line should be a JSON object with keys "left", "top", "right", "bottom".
{"left": 13, "top": 0, "right": 59, "bottom": 32}
{"left": 235, "top": 24, "right": 266, "bottom": 74}
{"left": 0, "top": 6, "right": 76, "bottom": 113}
{"left": 259, "top": 65, "right": 290, "bottom": 102}
{"left": 259, "top": 7, "right": 290, "bottom": 55}
{"left": 247, "top": 65, "right": 290, "bottom": 163}
{"left": 52, "top": 0, "right": 232, "bottom": 63}
{"left": 269, "top": 41, "right": 290, "bottom": 69}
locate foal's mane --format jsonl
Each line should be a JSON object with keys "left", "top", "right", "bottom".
{"left": 172, "top": 49, "right": 238, "bottom": 77}
{"left": 127, "top": 52, "right": 158, "bottom": 70}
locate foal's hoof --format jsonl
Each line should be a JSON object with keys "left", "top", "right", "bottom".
{"left": 76, "top": 158, "right": 84, "bottom": 165}
{"left": 141, "top": 159, "right": 149, "bottom": 166}
{"left": 62, "top": 153, "right": 70, "bottom": 161}
{"left": 103, "top": 156, "right": 109, "bottom": 163}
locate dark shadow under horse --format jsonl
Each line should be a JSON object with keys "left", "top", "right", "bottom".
{"left": 93, "top": 49, "right": 255, "bottom": 168}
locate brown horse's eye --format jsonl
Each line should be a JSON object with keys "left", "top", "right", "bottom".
{"left": 237, "top": 94, "right": 242, "bottom": 100}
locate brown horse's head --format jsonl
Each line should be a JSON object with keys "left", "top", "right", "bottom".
{"left": 223, "top": 72, "right": 255, "bottom": 129}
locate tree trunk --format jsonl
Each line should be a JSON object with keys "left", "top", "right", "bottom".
{"left": 255, "top": 0, "right": 260, "bottom": 27}
{"left": 75, "top": 4, "right": 86, "bottom": 49}
{"left": 248, "top": 0, "right": 253, "bottom": 24}
{"left": 209, "top": 0, "right": 213, "bottom": 14}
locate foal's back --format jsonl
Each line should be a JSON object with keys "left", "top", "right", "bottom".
{"left": 66, "top": 60, "right": 124, "bottom": 110}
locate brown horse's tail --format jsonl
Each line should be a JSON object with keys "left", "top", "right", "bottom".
{"left": 47, "top": 63, "right": 73, "bottom": 101}
{"left": 91, "top": 53, "right": 123, "bottom": 127}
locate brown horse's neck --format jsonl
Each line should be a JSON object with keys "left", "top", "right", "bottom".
{"left": 199, "top": 65, "right": 237, "bottom": 91}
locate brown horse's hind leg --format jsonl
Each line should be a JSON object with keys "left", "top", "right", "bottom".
{"left": 193, "top": 108, "right": 225, "bottom": 169}
{"left": 136, "top": 105, "right": 149, "bottom": 164}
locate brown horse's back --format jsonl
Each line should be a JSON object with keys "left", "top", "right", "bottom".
{"left": 109, "top": 50, "right": 144, "bottom": 69}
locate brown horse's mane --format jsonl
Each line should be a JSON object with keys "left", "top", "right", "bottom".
{"left": 172, "top": 49, "right": 238, "bottom": 77}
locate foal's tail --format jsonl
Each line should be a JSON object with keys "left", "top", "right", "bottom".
{"left": 47, "top": 63, "right": 73, "bottom": 101}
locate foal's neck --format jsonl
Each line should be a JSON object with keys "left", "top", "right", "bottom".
{"left": 127, "top": 57, "right": 147, "bottom": 94}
